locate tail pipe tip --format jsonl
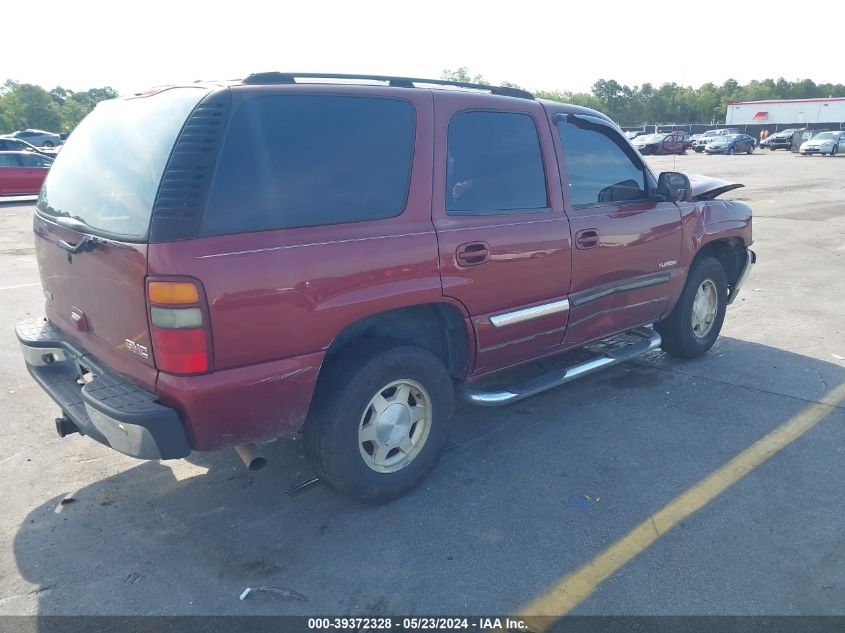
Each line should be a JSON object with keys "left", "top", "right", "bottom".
{"left": 234, "top": 443, "right": 266, "bottom": 471}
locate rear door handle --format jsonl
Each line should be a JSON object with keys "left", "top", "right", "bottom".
{"left": 575, "top": 229, "right": 600, "bottom": 250}
{"left": 456, "top": 241, "right": 490, "bottom": 266}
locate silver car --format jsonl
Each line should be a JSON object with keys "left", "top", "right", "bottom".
{"left": 798, "top": 131, "right": 845, "bottom": 156}
{"left": 2, "top": 129, "right": 64, "bottom": 148}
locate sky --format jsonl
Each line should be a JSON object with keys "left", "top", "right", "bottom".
{"left": 6, "top": 0, "right": 844, "bottom": 96}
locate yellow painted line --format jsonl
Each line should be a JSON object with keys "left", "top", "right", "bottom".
{"left": 0, "top": 282, "right": 39, "bottom": 291}
{"left": 520, "top": 381, "right": 845, "bottom": 629}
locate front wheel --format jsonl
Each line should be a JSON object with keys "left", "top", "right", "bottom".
{"left": 655, "top": 256, "right": 728, "bottom": 359}
{"left": 747, "top": 144, "right": 754, "bottom": 154}
{"left": 304, "top": 342, "right": 454, "bottom": 504}
{"left": 728, "top": 146, "right": 735, "bottom": 155}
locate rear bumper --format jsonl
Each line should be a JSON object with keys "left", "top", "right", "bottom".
{"left": 16, "top": 318, "right": 190, "bottom": 460}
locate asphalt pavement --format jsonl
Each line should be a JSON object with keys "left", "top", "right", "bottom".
{"left": 0, "top": 151, "right": 843, "bottom": 617}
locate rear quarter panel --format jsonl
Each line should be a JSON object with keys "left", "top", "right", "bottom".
{"left": 148, "top": 86, "right": 443, "bottom": 371}
{"left": 147, "top": 86, "right": 457, "bottom": 447}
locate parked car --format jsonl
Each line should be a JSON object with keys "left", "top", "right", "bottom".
{"left": 798, "top": 131, "right": 845, "bottom": 156}
{"left": 0, "top": 151, "right": 53, "bottom": 195}
{"left": 704, "top": 134, "right": 756, "bottom": 155}
{"left": 692, "top": 128, "right": 740, "bottom": 152}
{"left": 633, "top": 132, "right": 687, "bottom": 155}
{"left": 16, "top": 73, "right": 755, "bottom": 503}
{"left": 760, "top": 129, "right": 798, "bottom": 151}
{"left": 0, "top": 137, "right": 59, "bottom": 159}
{"left": 624, "top": 130, "right": 648, "bottom": 140}
{"left": 2, "top": 129, "right": 64, "bottom": 148}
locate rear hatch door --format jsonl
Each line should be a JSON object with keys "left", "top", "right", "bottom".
{"left": 33, "top": 87, "right": 210, "bottom": 387}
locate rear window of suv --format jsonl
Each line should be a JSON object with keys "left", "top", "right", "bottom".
{"left": 37, "top": 87, "right": 207, "bottom": 240}
{"left": 201, "top": 95, "right": 416, "bottom": 236}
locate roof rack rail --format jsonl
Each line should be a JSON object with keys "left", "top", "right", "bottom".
{"left": 241, "top": 72, "right": 534, "bottom": 100}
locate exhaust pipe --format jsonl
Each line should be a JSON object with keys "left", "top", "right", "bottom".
{"left": 234, "top": 443, "right": 266, "bottom": 471}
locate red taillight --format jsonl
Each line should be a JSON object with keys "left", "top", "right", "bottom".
{"left": 150, "top": 327, "right": 208, "bottom": 374}
{"left": 146, "top": 278, "right": 212, "bottom": 375}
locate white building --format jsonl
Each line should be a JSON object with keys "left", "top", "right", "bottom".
{"left": 725, "top": 98, "right": 845, "bottom": 125}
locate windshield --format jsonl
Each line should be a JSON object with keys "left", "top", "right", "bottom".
{"left": 812, "top": 132, "right": 836, "bottom": 140}
{"left": 36, "top": 87, "right": 207, "bottom": 240}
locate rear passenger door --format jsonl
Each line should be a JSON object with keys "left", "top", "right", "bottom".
{"left": 432, "top": 94, "right": 572, "bottom": 375}
{"left": 550, "top": 111, "right": 684, "bottom": 348}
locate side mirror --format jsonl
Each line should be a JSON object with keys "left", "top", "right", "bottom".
{"left": 657, "top": 171, "right": 692, "bottom": 202}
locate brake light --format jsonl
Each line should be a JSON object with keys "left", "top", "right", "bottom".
{"left": 146, "top": 279, "right": 211, "bottom": 375}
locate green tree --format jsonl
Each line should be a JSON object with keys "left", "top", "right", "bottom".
{"left": 0, "top": 82, "right": 117, "bottom": 134}
{"left": 441, "top": 67, "right": 487, "bottom": 84}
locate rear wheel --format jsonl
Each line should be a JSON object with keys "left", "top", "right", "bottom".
{"left": 655, "top": 256, "right": 728, "bottom": 359}
{"left": 304, "top": 342, "right": 454, "bottom": 504}
{"left": 747, "top": 144, "right": 754, "bottom": 154}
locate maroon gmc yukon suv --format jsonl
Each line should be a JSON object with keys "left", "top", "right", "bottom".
{"left": 17, "top": 73, "right": 755, "bottom": 503}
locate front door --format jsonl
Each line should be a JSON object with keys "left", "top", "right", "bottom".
{"left": 17, "top": 153, "right": 51, "bottom": 192}
{"left": 549, "top": 110, "right": 684, "bottom": 348}
{"left": 664, "top": 134, "right": 682, "bottom": 154}
{"left": 431, "top": 94, "right": 572, "bottom": 375}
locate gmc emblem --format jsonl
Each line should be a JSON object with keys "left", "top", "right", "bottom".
{"left": 125, "top": 340, "right": 149, "bottom": 359}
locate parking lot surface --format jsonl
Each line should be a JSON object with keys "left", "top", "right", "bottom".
{"left": 0, "top": 151, "right": 844, "bottom": 617}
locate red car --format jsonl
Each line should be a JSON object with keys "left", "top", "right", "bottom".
{"left": 0, "top": 151, "right": 53, "bottom": 195}
{"left": 633, "top": 132, "right": 689, "bottom": 155}
{"left": 17, "top": 73, "right": 755, "bottom": 503}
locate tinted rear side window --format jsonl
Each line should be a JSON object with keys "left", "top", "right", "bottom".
{"left": 446, "top": 111, "right": 547, "bottom": 214}
{"left": 201, "top": 95, "right": 415, "bottom": 236}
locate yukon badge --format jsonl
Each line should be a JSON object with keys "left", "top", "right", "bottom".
{"left": 125, "top": 339, "right": 149, "bottom": 359}
{"left": 658, "top": 260, "right": 678, "bottom": 269}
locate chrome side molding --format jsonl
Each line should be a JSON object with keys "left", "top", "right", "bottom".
{"left": 490, "top": 299, "right": 570, "bottom": 327}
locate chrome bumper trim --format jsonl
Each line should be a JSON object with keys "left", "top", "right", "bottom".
{"left": 727, "top": 248, "right": 756, "bottom": 306}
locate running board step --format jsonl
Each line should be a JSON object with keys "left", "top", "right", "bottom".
{"left": 459, "top": 327, "right": 662, "bottom": 407}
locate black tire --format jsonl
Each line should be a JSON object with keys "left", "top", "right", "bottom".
{"left": 728, "top": 146, "right": 735, "bottom": 155}
{"left": 42, "top": 141, "right": 54, "bottom": 148}
{"left": 655, "top": 256, "right": 728, "bottom": 359}
{"left": 747, "top": 144, "right": 753, "bottom": 154}
{"left": 304, "top": 341, "right": 454, "bottom": 504}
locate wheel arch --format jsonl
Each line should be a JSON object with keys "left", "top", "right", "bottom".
{"left": 324, "top": 303, "right": 471, "bottom": 379}
{"left": 694, "top": 237, "right": 748, "bottom": 286}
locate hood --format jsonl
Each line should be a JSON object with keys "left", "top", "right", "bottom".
{"left": 687, "top": 174, "right": 744, "bottom": 200}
